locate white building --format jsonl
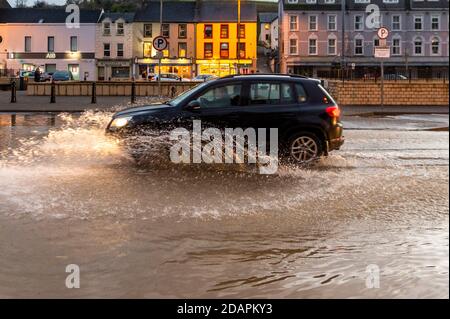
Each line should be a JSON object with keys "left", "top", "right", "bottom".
{"left": 96, "top": 12, "right": 135, "bottom": 81}
{"left": 0, "top": 8, "right": 101, "bottom": 80}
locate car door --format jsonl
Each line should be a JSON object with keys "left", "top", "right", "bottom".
{"left": 239, "top": 81, "right": 302, "bottom": 141}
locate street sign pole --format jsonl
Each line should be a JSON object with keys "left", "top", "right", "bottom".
{"left": 159, "top": 0, "right": 163, "bottom": 97}
{"left": 381, "top": 60, "right": 384, "bottom": 109}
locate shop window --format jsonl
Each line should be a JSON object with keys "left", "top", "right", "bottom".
{"left": 68, "top": 64, "right": 79, "bottom": 80}
{"left": 45, "top": 64, "right": 57, "bottom": 73}
{"left": 143, "top": 42, "right": 152, "bottom": 58}
{"left": 112, "top": 67, "right": 129, "bottom": 78}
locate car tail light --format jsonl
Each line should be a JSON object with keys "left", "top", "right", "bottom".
{"left": 326, "top": 106, "right": 341, "bottom": 118}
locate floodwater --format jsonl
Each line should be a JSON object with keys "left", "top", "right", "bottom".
{"left": 0, "top": 109, "right": 448, "bottom": 298}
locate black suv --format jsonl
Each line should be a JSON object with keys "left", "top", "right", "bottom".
{"left": 106, "top": 74, "right": 344, "bottom": 164}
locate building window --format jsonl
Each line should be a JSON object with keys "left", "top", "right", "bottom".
{"left": 392, "top": 37, "right": 401, "bottom": 55}
{"left": 289, "top": 16, "right": 298, "bottom": 31}
{"left": 68, "top": 64, "right": 79, "bottom": 80}
{"left": 220, "top": 24, "right": 229, "bottom": 38}
{"left": 178, "top": 24, "right": 187, "bottom": 39}
{"left": 204, "top": 43, "right": 213, "bottom": 58}
{"left": 306, "top": 0, "right": 317, "bottom": 3}
{"left": 47, "top": 36, "right": 54, "bottom": 52}
{"left": 238, "top": 24, "right": 246, "bottom": 39}
{"left": 163, "top": 43, "right": 169, "bottom": 58}
{"left": 204, "top": 25, "right": 213, "bottom": 39}
{"left": 414, "top": 16, "right": 423, "bottom": 31}
{"left": 220, "top": 43, "right": 229, "bottom": 58}
{"left": 354, "top": 38, "right": 364, "bottom": 55}
{"left": 392, "top": 15, "right": 401, "bottom": 31}
{"left": 117, "top": 43, "right": 124, "bottom": 57}
{"left": 354, "top": 15, "right": 364, "bottom": 31}
{"left": 309, "top": 38, "right": 317, "bottom": 55}
{"left": 289, "top": 38, "right": 298, "bottom": 55}
{"left": 144, "top": 24, "right": 152, "bottom": 37}
{"left": 24, "top": 36, "right": 31, "bottom": 52}
{"left": 324, "top": 0, "right": 335, "bottom": 3}
{"left": 45, "top": 64, "right": 56, "bottom": 73}
{"left": 355, "top": 0, "right": 370, "bottom": 3}
{"left": 327, "top": 15, "right": 337, "bottom": 31}
{"left": 103, "top": 22, "right": 111, "bottom": 36}
{"left": 383, "top": 0, "right": 399, "bottom": 3}
{"left": 143, "top": 42, "right": 152, "bottom": 58}
{"left": 104, "top": 43, "right": 110, "bottom": 57}
{"left": 237, "top": 42, "right": 246, "bottom": 59}
{"left": 373, "top": 38, "right": 380, "bottom": 48}
{"left": 70, "top": 36, "right": 77, "bottom": 52}
{"left": 178, "top": 42, "right": 187, "bottom": 58}
{"left": 431, "top": 15, "right": 440, "bottom": 31}
{"left": 414, "top": 37, "right": 423, "bottom": 55}
{"left": 309, "top": 15, "right": 318, "bottom": 31}
{"left": 116, "top": 22, "right": 124, "bottom": 36}
{"left": 162, "top": 24, "right": 170, "bottom": 37}
{"left": 328, "top": 37, "right": 336, "bottom": 55}
{"left": 431, "top": 37, "right": 440, "bottom": 55}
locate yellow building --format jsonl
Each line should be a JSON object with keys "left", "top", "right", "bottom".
{"left": 195, "top": 1, "right": 257, "bottom": 77}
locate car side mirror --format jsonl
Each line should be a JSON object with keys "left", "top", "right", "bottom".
{"left": 184, "top": 100, "right": 201, "bottom": 111}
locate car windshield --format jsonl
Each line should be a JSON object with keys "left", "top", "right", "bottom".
{"left": 168, "top": 82, "right": 210, "bottom": 107}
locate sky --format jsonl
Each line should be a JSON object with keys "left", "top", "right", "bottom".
{"left": 7, "top": 0, "right": 278, "bottom": 7}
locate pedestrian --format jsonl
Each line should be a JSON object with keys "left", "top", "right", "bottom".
{"left": 34, "top": 67, "right": 41, "bottom": 82}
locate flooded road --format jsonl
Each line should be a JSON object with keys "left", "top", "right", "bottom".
{"left": 0, "top": 110, "right": 448, "bottom": 298}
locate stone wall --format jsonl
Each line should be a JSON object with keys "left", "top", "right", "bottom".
{"left": 326, "top": 80, "right": 449, "bottom": 106}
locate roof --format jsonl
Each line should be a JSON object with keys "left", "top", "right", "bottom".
{"left": 134, "top": 1, "right": 196, "bottom": 22}
{"left": 197, "top": 1, "right": 257, "bottom": 22}
{"left": 0, "top": 8, "right": 102, "bottom": 23}
{"left": 258, "top": 12, "right": 277, "bottom": 24}
{"left": 100, "top": 12, "right": 135, "bottom": 23}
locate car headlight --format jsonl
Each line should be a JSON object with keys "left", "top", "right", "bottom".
{"left": 110, "top": 116, "right": 132, "bottom": 129}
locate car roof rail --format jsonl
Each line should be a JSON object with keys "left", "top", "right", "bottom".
{"left": 219, "top": 73, "right": 311, "bottom": 80}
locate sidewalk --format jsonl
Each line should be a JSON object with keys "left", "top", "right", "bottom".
{"left": 0, "top": 91, "right": 448, "bottom": 114}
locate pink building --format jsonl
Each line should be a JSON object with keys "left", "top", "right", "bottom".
{"left": 0, "top": 8, "right": 100, "bottom": 80}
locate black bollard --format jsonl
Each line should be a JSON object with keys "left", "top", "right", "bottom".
{"left": 50, "top": 80, "right": 56, "bottom": 103}
{"left": 131, "top": 80, "right": 136, "bottom": 104}
{"left": 91, "top": 82, "right": 97, "bottom": 104}
{"left": 10, "top": 80, "right": 17, "bottom": 103}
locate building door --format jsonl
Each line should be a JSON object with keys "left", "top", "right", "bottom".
{"left": 68, "top": 64, "right": 80, "bottom": 80}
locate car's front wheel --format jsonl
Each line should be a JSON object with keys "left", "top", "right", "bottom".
{"left": 286, "top": 132, "right": 323, "bottom": 165}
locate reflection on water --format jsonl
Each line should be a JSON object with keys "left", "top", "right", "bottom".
{"left": 0, "top": 111, "right": 448, "bottom": 298}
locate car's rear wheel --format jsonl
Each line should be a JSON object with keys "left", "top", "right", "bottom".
{"left": 286, "top": 132, "right": 323, "bottom": 165}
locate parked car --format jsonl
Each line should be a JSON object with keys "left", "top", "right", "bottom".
{"left": 152, "top": 73, "right": 182, "bottom": 82}
{"left": 19, "top": 70, "right": 35, "bottom": 78}
{"left": 41, "top": 72, "right": 54, "bottom": 82}
{"left": 384, "top": 74, "right": 408, "bottom": 80}
{"left": 193, "top": 74, "right": 218, "bottom": 82}
{"left": 51, "top": 70, "right": 74, "bottom": 81}
{"left": 106, "top": 74, "right": 344, "bottom": 164}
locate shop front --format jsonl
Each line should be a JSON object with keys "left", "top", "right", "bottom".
{"left": 138, "top": 58, "right": 193, "bottom": 80}
{"left": 97, "top": 59, "right": 132, "bottom": 81}
{"left": 196, "top": 59, "right": 254, "bottom": 77}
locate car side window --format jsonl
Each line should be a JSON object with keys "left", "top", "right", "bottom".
{"left": 249, "top": 83, "right": 280, "bottom": 105}
{"left": 197, "top": 84, "right": 242, "bottom": 109}
{"left": 295, "top": 83, "right": 308, "bottom": 103}
{"left": 249, "top": 82, "right": 295, "bottom": 105}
